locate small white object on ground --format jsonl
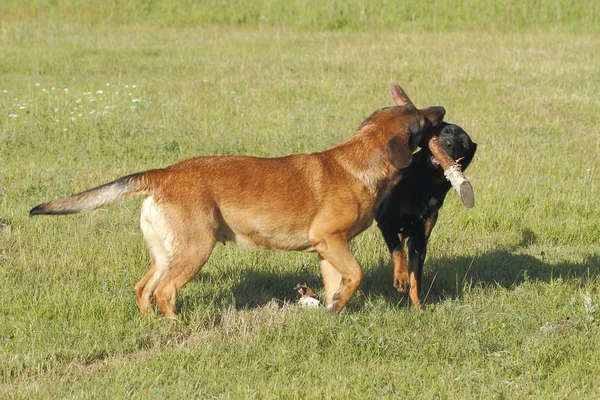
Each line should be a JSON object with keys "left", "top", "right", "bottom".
{"left": 298, "top": 296, "right": 320, "bottom": 309}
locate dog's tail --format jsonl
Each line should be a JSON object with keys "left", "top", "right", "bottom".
{"left": 29, "top": 170, "right": 159, "bottom": 217}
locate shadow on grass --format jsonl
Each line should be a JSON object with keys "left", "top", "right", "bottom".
{"left": 363, "top": 250, "right": 600, "bottom": 308}
{"left": 178, "top": 230, "right": 600, "bottom": 311}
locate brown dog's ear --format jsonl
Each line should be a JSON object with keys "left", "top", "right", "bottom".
{"left": 386, "top": 136, "right": 413, "bottom": 170}
{"left": 389, "top": 84, "right": 416, "bottom": 109}
{"left": 420, "top": 106, "right": 446, "bottom": 127}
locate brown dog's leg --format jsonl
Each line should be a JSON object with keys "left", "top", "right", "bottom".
{"left": 320, "top": 257, "right": 342, "bottom": 305}
{"left": 153, "top": 233, "right": 216, "bottom": 318}
{"left": 315, "top": 236, "right": 363, "bottom": 312}
{"left": 135, "top": 256, "right": 159, "bottom": 315}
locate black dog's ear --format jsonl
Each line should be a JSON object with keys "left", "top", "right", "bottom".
{"left": 386, "top": 136, "right": 413, "bottom": 170}
{"left": 465, "top": 141, "right": 478, "bottom": 165}
{"left": 420, "top": 106, "right": 446, "bottom": 127}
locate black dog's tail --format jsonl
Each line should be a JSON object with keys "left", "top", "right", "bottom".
{"left": 30, "top": 171, "right": 157, "bottom": 216}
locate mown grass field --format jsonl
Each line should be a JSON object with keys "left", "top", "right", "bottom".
{"left": 1, "top": 1, "right": 600, "bottom": 398}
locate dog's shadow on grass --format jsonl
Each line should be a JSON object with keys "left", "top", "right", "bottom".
{"left": 180, "top": 232, "right": 599, "bottom": 311}
{"left": 363, "top": 249, "right": 600, "bottom": 308}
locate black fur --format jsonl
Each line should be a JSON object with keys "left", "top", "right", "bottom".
{"left": 374, "top": 122, "right": 477, "bottom": 304}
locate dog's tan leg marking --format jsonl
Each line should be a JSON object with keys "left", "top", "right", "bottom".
{"left": 392, "top": 235, "right": 408, "bottom": 293}
{"left": 408, "top": 271, "right": 421, "bottom": 311}
{"left": 315, "top": 236, "right": 363, "bottom": 313}
{"left": 320, "top": 257, "right": 342, "bottom": 305}
{"left": 407, "top": 245, "right": 421, "bottom": 311}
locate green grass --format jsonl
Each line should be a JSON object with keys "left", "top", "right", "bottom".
{"left": 1, "top": 2, "right": 600, "bottom": 398}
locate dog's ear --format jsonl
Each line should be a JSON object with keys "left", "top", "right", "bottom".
{"left": 461, "top": 141, "right": 477, "bottom": 169}
{"left": 420, "top": 106, "right": 446, "bottom": 127}
{"left": 386, "top": 136, "right": 413, "bottom": 170}
{"left": 389, "top": 84, "right": 416, "bottom": 109}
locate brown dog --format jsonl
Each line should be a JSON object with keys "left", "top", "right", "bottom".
{"left": 30, "top": 84, "right": 445, "bottom": 318}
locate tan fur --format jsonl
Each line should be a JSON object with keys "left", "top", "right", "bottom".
{"left": 30, "top": 84, "right": 445, "bottom": 317}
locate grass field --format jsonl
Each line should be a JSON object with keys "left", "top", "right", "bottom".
{"left": 1, "top": 1, "right": 600, "bottom": 398}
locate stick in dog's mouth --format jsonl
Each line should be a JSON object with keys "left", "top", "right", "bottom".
{"left": 428, "top": 136, "right": 475, "bottom": 208}
{"left": 387, "top": 83, "right": 474, "bottom": 208}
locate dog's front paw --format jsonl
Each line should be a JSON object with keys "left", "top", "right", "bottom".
{"left": 393, "top": 272, "right": 409, "bottom": 293}
{"left": 326, "top": 302, "right": 339, "bottom": 313}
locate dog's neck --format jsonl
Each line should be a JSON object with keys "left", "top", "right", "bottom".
{"left": 329, "top": 124, "right": 403, "bottom": 199}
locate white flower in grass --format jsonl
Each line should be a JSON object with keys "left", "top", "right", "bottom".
{"left": 89, "top": 98, "right": 96, "bottom": 102}
{"left": 96, "top": 90, "right": 103, "bottom": 94}
{"left": 202, "top": 79, "right": 208, "bottom": 83}
{"left": 19, "top": 106, "right": 26, "bottom": 110}
{"left": 55, "top": 119, "right": 60, "bottom": 123}
{"left": 35, "top": 83, "right": 40, "bottom": 87}
{"left": 8, "top": 114, "right": 18, "bottom": 119}
{"left": 76, "top": 98, "right": 82, "bottom": 103}
{"left": 54, "top": 108, "right": 59, "bottom": 113}
{"left": 132, "top": 85, "right": 136, "bottom": 88}
{"left": 132, "top": 98, "right": 140, "bottom": 103}
{"left": 125, "top": 85, "right": 129, "bottom": 89}
{"left": 51, "top": 87, "right": 55, "bottom": 91}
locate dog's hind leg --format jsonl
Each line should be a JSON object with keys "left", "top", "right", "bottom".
{"left": 314, "top": 235, "right": 363, "bottom": 312}
{"left": 136, "top": 197, "right": 173, "bottom": 315}
{"left": 154, "top": 210, "right": 217, "bottom": 318}
{"left": 152, "top": 232, "right": 215, "bottom": 318}
{"left": 135, "top": 252, "right": 170, "bottom": 315}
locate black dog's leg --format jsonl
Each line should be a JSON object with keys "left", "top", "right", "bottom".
{"left": 407, "top": 212, "right": 438, "bottom": 309}
{"left": 407, "top": 226, "right": 427, "bottom": 309}
{"left": 377, "top": 220, "right": 409, "bottom": 293}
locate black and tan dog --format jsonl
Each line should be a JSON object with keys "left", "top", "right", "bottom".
{"left": 375, "top": 122, "right": 476, "bottom": 309}
{"left": 30, "top": 84, "right": 448, "bottom": 318}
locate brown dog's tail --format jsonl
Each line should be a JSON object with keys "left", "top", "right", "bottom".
{"left": 29, "top": 171, "right": 157, "bottom": 217}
